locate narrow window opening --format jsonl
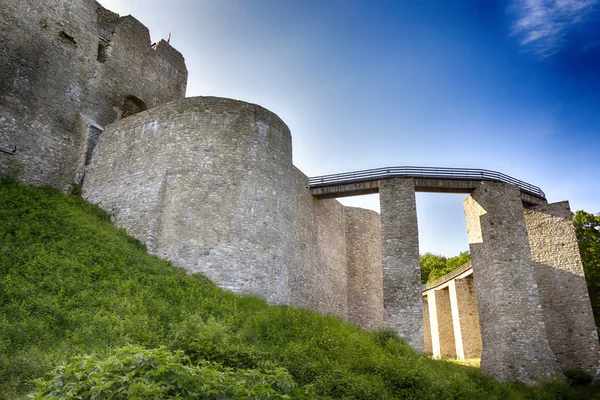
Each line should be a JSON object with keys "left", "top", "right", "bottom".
{"left": 59, "top": 31, "right": 77, "bottom": 46}
{"left": 97, "top": 40, "right": 109, "bottom": 63}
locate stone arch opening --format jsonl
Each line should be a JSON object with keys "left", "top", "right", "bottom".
{"left": 120, "top": 95, "right": 148, "bottom": 119}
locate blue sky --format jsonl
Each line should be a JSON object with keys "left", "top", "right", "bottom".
{"left": 98, "top": 0, "right": 600, "bottom": 256}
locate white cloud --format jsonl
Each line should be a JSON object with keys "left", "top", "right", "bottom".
{"left": 511, "top": 0, "right": 598, "bottom": 56}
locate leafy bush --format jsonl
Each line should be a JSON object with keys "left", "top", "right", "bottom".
{"left": 30, "top": 346, "right": 316, "bottom": 399}
{"left": 564, "top": 369, "right": 594, "bottom": 386}
{"left": 0, "top": 157, "right": 23, "bottom": 184}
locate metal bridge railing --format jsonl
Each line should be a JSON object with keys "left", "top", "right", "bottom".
{"left": 308, "top": 166, "right": 545, "bottom": 199}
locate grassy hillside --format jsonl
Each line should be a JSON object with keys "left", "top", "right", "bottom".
{"left": 0, "top": 181, "right": 598, "bottom": 399}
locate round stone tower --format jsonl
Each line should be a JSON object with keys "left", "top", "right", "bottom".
{"left": 83, "top": 96, "right": 294, "bottom": 304}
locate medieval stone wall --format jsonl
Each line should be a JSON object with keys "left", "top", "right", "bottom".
{"left": 290, "top": 167, "right": 349, "bottom": 315}
{"left": 524, "top": 201, "right": 600, "bottom": 375}
{"left": 83, "top": 95, "right": 385, "bottom": 317}
{"left": 345, "top": 207, "right": 383, "bottom": 330}
{"left": 0, "top": 0, "right": 187, "bottom": 190}
{"left": 291, "top": 169, "right": 386, "bottom": 320}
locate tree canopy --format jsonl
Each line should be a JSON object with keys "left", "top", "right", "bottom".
{"left": 420, "top": 251, "right": 471, "bottom": 284}
{"left": 574, "top": 210, "right": 600, "bottom": 328}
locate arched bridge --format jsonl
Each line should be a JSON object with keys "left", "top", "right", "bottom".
{"left": 308, "top": 166, "right": 546, "bottom": 206}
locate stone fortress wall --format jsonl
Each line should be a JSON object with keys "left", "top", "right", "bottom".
{"left": 0, "top": 0, "right": 187, "bottom": 190}
{"left": 82, "top": 95, "right": 384, "bottom": 325}
{"left": 1, "top": 0, "right": 598, "bottom": 385}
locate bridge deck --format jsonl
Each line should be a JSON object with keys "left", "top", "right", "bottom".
{"left": 308, "top": 166, "right": 546, "bottom": 206}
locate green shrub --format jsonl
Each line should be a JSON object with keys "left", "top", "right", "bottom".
{"left": 564, "top": 369, "right": 594, "bottom": 386}
{"left": 0, "top": 157, "right": 23, "bottom": 184}
{"left": 30, "top": 345, "right": 316, "bottom": 399}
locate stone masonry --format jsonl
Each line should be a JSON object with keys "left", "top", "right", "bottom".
{"left": 524, "top": 202, "right": 600, "bottom": 375}
{"left": 290, "top": 167, "right": 350, "bottom": 317}
{"left": 345, "top": 207, "right": 384, "bottom": 330}
{"left": 379, "top": 178, "right": 423, "bottom": 352}
{"left": 465, "top": 182, "right": 561, "bottom": 384}
{"left": 0, "top": 0, "right": 187, "bottom": 190}
{"left": 448, "top": 277, "right": 482, "bottom": 359}
{"left": 427, "top": 288, "right": 456, "bottom": 358}
{"left": 423, "top": 298, "right": 433, "bottom": 354}
{"left": 84, "top": 97, "right": 294, "bottom": 304}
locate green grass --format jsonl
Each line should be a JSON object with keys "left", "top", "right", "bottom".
{"left": 1, "top": 181, "right": 599, "bottom": 399}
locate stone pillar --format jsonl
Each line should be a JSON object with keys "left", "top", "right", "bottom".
{"left": 524, "top": 201, "right": 600, "bottom": 375}
{"left": 423, "top": 297, "right": 432, "bottom": 354}
{"left": 379, "top": 178, "right": 423, "bottom": 352}
{"left": 448, "top": 277, "right": 482, "bottom": 360}
{"left": 464, "top": 181, "right": 561, "bottom": 384}
{"left": 428, "top": 288, "right": 456, "bottom": 358}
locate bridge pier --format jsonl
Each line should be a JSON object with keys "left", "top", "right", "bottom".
{"left": 448, "top": 277, "right": 482, "bottom": 360}
{"left": 427, "top": 288, "right": 456, "bottom": 358}
{"left": 464, "top": 182, "right": 561, "bottom": 384}
{"left": 423, "top": 297, "right": 432, "bottom": 354}
{"left": 379, "top": 178, "right": 423, "bottom": 352}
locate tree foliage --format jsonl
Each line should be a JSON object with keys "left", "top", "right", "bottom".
{"left": 420, "top": 251, "right": 471, "bottom": 284}
{"left": 573, "top": 210, "right": 600, "bottom": 328}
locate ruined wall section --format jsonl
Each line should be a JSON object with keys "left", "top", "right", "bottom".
{"left": 291, "top": 170, "right": 386, "bottom": 322}
{"left": 313, "top": 199, "right": 349, "bottom": 318}
{"left": 290, "top": 166, "right": 349, "bottom": 317}
{"left": 0, "top": 0, "right": 98, "bottom": 188}
{"left": 524, "top": 201, "right": 600, "bottom": 375}
{"left": 84, "top": 96, "right": 292, "bottom": 304}
{"left": 0, "top": 0, "right": 187, "bottom": 190}
{"left": 345, "top": 207, "right": 383, "bottom": 330}
{"left": 84, "top": 15, "right": 187, "bottom": 128}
